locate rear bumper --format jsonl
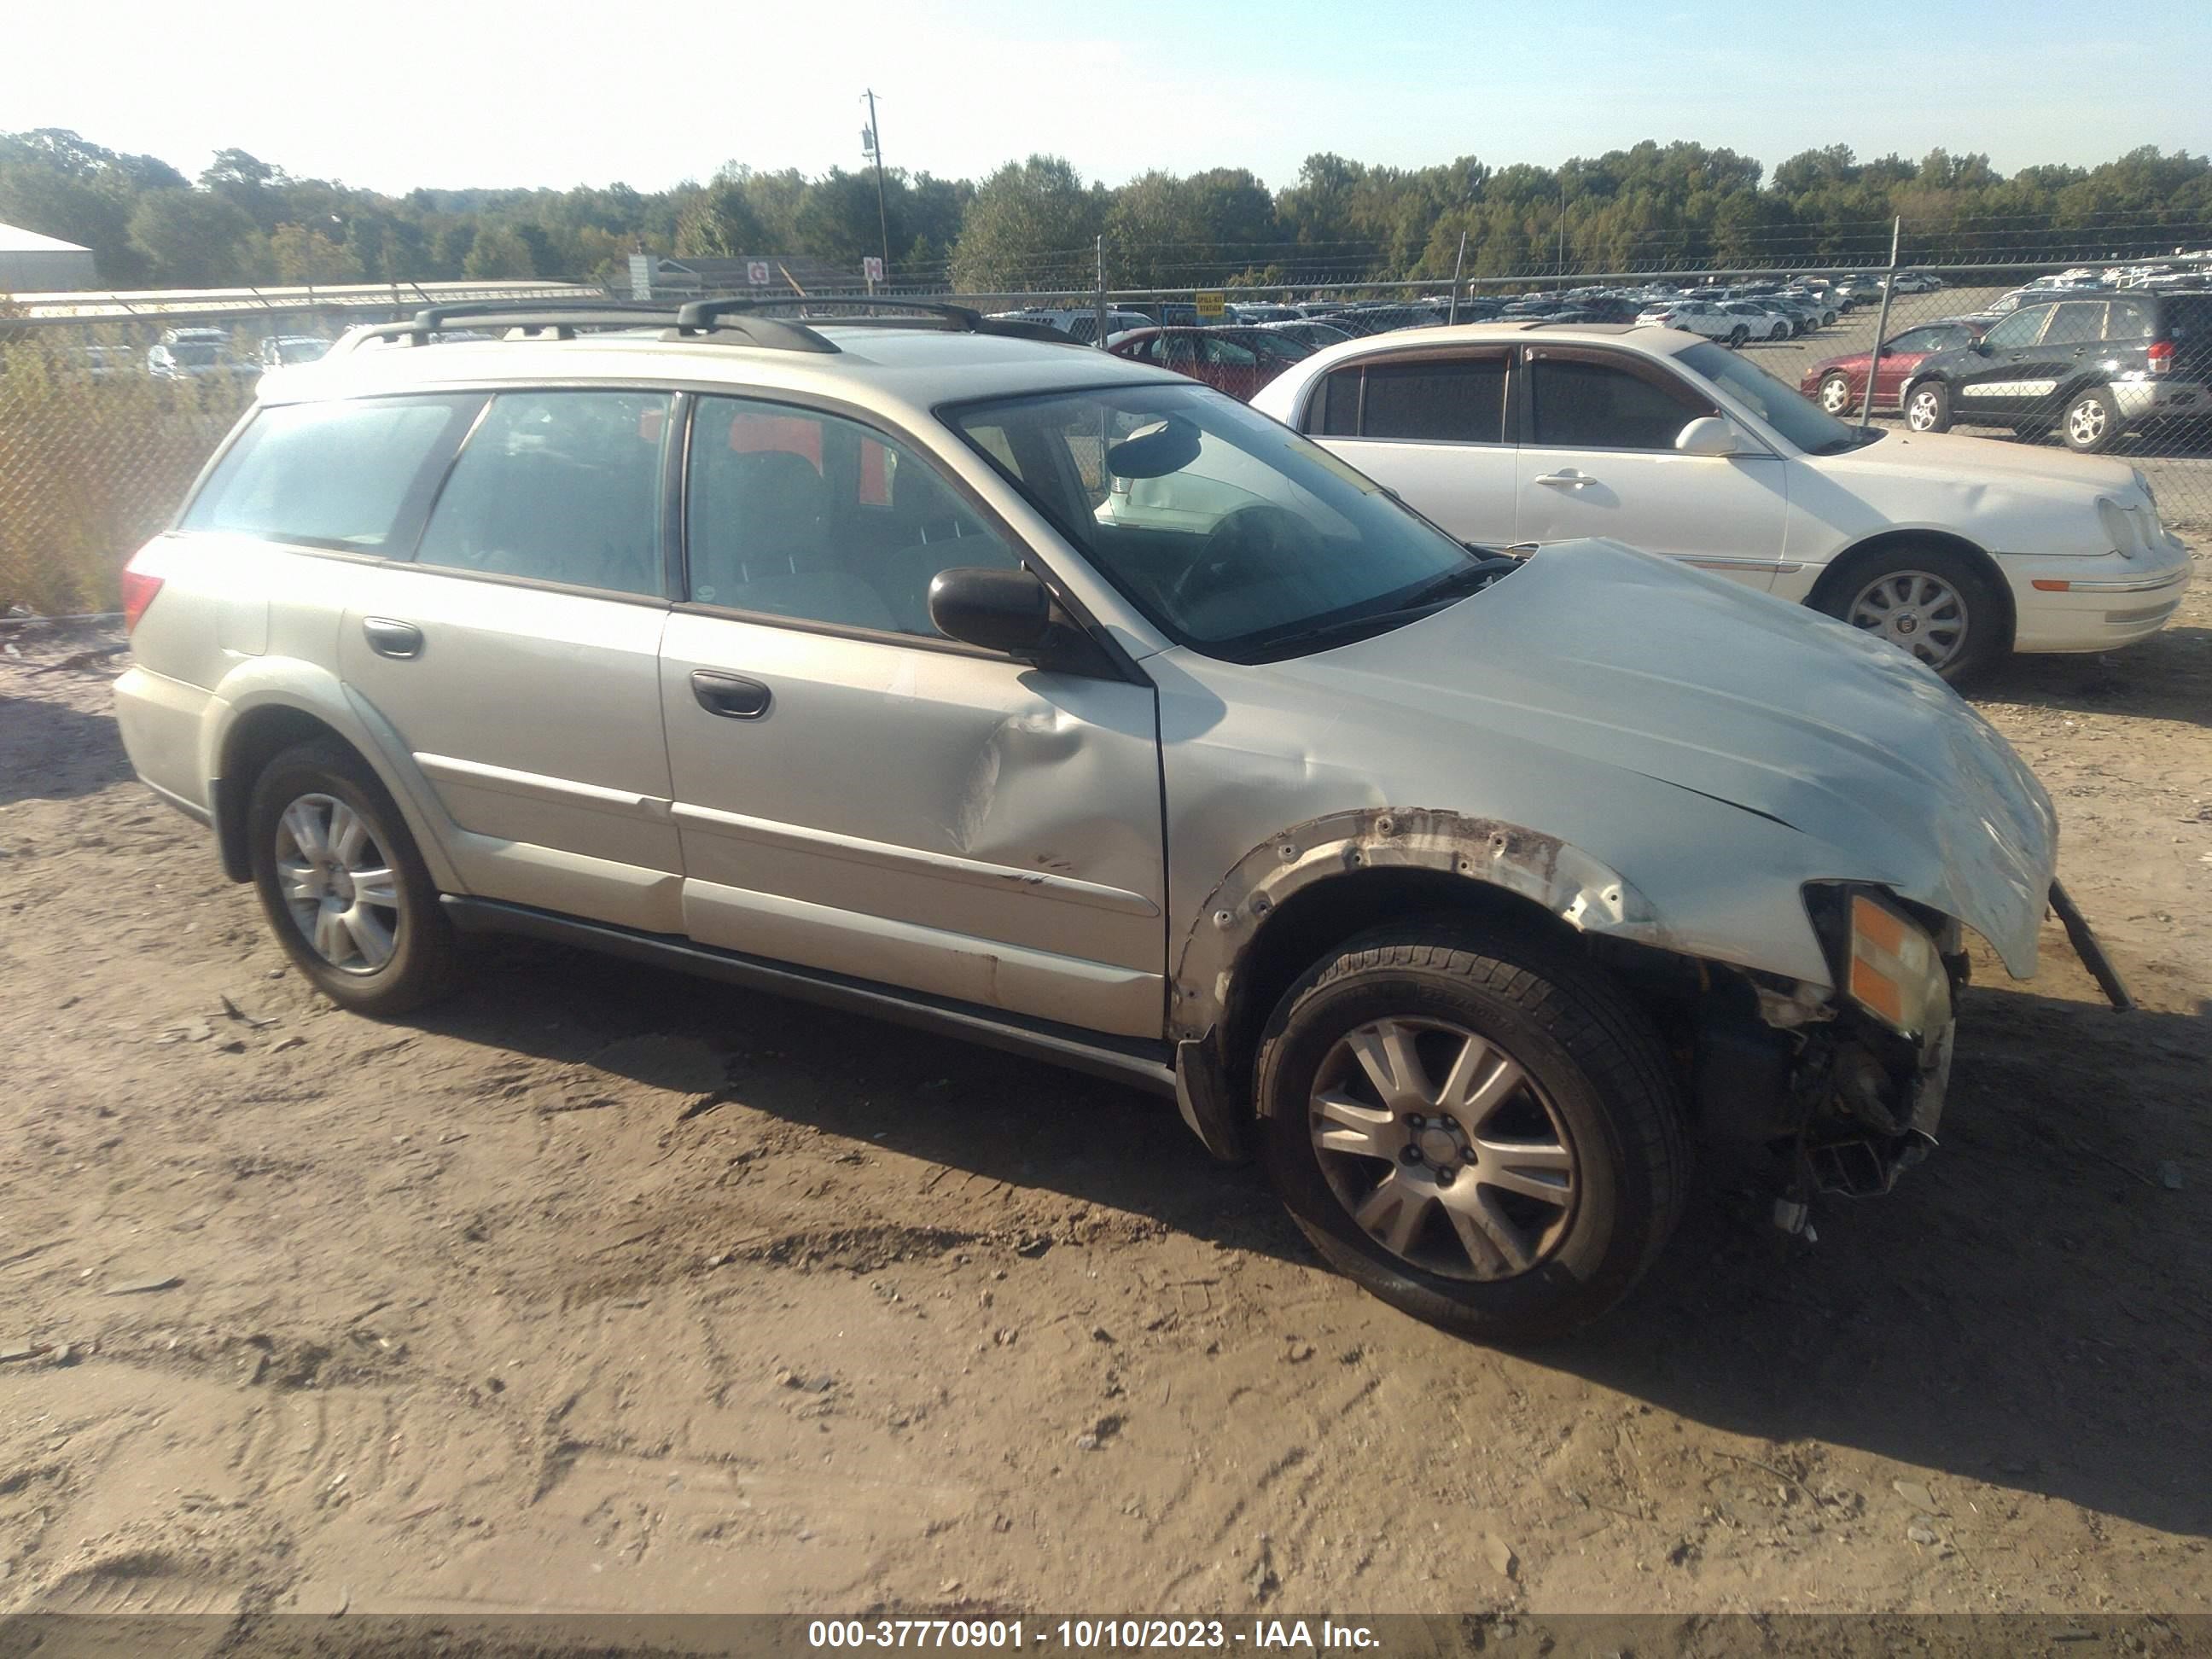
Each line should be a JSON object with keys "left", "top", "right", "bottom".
{"left": 2109, "top": 377, "right": 2209, "bottom": 421}
{"left": 113, "top": 664, "right": 216, "bottom": 816}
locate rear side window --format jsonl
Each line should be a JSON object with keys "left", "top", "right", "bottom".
{"left": 414, "top": 391, "right": 670, "bottom": 597}
{"left": 2044, "top": 302, "right": 2106, "bottom": 346}
{"left": 179, "top": 395, "right": 476, "bottom": 551}
{"left": 2105, "top": 299, "right": 2156, "bottom": 340}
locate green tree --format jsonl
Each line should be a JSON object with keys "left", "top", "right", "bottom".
{"left": 461, "top": 225, "right": 536, "bottom": 278}
{"left": 126, "top": 189, "right": 261, "bottom": 285}
{"left": 267, "top": 222, "right": 364, "bottom": 283}
{"left": 950, "top": 155, "right": 1101, "bottom": 291}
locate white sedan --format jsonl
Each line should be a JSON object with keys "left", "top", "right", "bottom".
{"left": 1631, "top": 298, "right": 1746, "bottom": 343}
{"left": 1250, "top": 322, "right": 2191, "bottom": 680}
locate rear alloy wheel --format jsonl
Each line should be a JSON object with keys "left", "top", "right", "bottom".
{"left": 1256, "top": 927, "right": 1688, "bottom": 1342}
{"left": 248, "top": 739, "right": 457, "bottom": 1015}
{"left": 2061, "top": 387, "right": 2121, "bottom": 454}
{"left": 1818, "top": 372, "right": 1854, "bottom": 414}
{"left": 1820, "top": 543, "right": 2004, "bottom": 682}
{"left": 1905, "top": 381, "right": 1952, "bottom": 433}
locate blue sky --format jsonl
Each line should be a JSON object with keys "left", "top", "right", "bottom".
{"left": 7, "top": 0, "right": 2209, "bottom": 191}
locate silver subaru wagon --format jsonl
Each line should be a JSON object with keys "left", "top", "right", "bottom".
{"left": 113, "top": 298, "right": 2062, "bottom": 1339}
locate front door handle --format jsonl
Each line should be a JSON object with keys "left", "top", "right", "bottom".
{"left": 1533, "top": 472, "right": 1594, "bottom": 488}
{"left": 690, "top": 670, "right": 772, "bottom": 720}
{"left": 361, "top": 617, "right": 423, "bottom": 659}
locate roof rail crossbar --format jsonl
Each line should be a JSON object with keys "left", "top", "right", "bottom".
{"left": 338, "top": 300, "right": 841, "bottom": 355}
{"left": 674, "top": 295, "right": 1068, "bottom": 344}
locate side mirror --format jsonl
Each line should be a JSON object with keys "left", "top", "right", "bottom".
{"left": 1674, "top": 416, "right": 1744, "bottom": 457}
{"left": 928, "top": 566, "right": 1052, "bottom": 656}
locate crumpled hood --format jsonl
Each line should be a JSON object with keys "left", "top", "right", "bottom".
{"left": 1272, "top": 540, "right": 2058, "bottom": 975}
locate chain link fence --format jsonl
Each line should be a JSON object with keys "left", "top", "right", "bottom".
{"left": 3, "top": 245, "right": 2208, "bottom": 617}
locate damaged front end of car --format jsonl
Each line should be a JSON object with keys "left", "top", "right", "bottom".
{"left": 1693, "top": 883, "right": 1970, "bottom": 1221}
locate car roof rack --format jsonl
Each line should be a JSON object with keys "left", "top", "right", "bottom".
{"left": 335, "top": 294, "right": 1071, "bottom": 358}
{"left": 339, "top": 300, "right": 839, "bottom": 356}
{"left": 672, "top": 295, "right": 1067, "bottom": 343}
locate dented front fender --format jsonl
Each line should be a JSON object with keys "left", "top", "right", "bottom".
{"left": 1169, "top": 806, "right": 1668, "bottom": 1042}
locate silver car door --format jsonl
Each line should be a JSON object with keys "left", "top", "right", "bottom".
{"left": 660, "top": 394, "right": 1166, "bottom": 1038}
{"left": 337, "top": 388, "right": 684, "bottom": 933}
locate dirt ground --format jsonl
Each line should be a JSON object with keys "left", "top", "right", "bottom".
{"left": 2, "top": 563, "right": 2209, "bottom": 1626}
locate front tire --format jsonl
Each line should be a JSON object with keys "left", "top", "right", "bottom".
{"left": 1816, "top": 541, "right": 2005, "bottom": 682}
{"left": 2061, "top": 386, "right": 2122, "bottom": 454}
{"left": 1728, "top": 325, "right": 1749, "bottom": 347}
{"left": 1905, "top": 380, "right": 1952, "bottom": 433}
{"left": 247, "top": 738, "right": 457, "bottom": 1016}
{"left": 1254, "top": 927, "right": 1689, "bottom": 1343}
{"left": 1818, "top": 371, "right": 1854, "bottom": 414}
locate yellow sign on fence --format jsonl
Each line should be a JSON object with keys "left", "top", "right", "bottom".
{"left": 1195, "top": 290, "right": 1226, "bottom": 319}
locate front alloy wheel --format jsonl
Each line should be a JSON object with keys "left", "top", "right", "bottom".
{"left": 1256, "top": 927, "right": 1689, "bottom": 1342}
{"left": 1308, "top": 1017, "right": 1575, "bottom": 1280}
{"left": 1847, "top": 569, "right": 1970, "bottom": 674}
{"left": 1906, "top": 381, "right": 1951, "bottom": 432}
{"left": 1818, "top": 372, "right": 1854, "bottom": 414}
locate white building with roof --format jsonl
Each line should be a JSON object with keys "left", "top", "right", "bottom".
{"left": 0, "top": 222, "right": 98, "bottom": 291}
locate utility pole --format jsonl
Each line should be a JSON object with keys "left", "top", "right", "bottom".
{"left": 1557, "top": 178, "right": 1568, "bottom": 279}
{"left": 861, "top": 90, "right": 891, "bottom": 286}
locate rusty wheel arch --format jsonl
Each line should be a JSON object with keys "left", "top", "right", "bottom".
{"left": 1170, "top": 806, "right": 1671, "bottom": 1051}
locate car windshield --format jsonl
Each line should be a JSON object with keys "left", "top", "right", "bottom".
{"left": 277, "top": 340, "right": 329, "bottom": 364}
{"left": 1673, "top": 341, "right": 1872, "bottom": 454}
{"left": 946, "top": 383, "right": 1483, "bottom": 662}
{"left": 166, "top": 342, "right": 222, "bottom": 365}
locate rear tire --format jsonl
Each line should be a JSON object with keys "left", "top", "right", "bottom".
{"left": 1904, "top": 380, "right": 1952, "bottom": 433}
{"left": 2060, "top": 386, "right": 2122, "bottom": 454}
{"left": 1254, "top": 925, "right": 1690, "bottom": 1343}
{"left": 247, "top": 738, "right": 457, "bottom": 1016}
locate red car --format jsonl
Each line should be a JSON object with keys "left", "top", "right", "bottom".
{"left": 1105, "top": 326, "right": 1313, "bottom": 401}
{"left": 1800, "top": 317, "right": 1990, "bottom": 415}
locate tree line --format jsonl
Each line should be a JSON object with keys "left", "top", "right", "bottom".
{"left": 4, "top": 128, "right": 2209, "bottom": 296}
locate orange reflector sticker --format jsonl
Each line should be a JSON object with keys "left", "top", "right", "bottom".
{"left": 2031, "top": 579, "right": 2071, "bottom": 592}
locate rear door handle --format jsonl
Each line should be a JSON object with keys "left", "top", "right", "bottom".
{"left": 690, "top": 670, "right": 772, "bottom": 720}
{"left": 1533, "top": 472, "right": 1594, "bottom": 488}
{"left": 361, "top": 617, "right": 423, "bottom": 659}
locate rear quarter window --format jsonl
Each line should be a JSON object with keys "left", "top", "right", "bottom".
{"left": 179, "top": 395, "right": 480, "bottom": 552}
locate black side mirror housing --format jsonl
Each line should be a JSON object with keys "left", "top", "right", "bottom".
{"left": 928, "top": 566, "right": 1053, "bottom": 656}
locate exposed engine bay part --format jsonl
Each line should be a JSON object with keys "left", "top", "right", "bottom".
{"left": 2049, "top": 878, "right": 2135, "bottom": 1012}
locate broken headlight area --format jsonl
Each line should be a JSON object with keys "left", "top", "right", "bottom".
{"left": 1690, "top": 886, "right": 1967, "bottom": 1203}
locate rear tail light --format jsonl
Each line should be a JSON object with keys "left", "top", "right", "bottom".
{"left": 119, "top": 556, "right": 164, "bottom": 634}
{"left": 2146, "top": 339, "right": 2173, "bottom": 375}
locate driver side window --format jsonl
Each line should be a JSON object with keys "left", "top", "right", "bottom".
{"left": 685, "top": 397, "right": 1022, "bottom": 640}
{"left": 1526, "top": 355, "right": 1712, "bottom": 451}
{"left": 1981, "top": 307, "right": 2049, "bottom": 350}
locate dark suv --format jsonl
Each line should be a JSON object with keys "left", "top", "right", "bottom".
{"left": 1899, "top": 288, "right": 2211, "bottom": 453}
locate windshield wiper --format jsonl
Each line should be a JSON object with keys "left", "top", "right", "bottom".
{"left": 1251, "top": 558, "right": 1518, "bottom": 657}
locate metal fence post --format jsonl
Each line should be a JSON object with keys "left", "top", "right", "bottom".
{"left": 1857, "top": 216, "right": 1902, "bottom": 430}
{"left": 1448, "top": 231, "right": 1467, "bottom": 325}
{"left": 1095, "top": 236, "right": 1109, "bottom": 351}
